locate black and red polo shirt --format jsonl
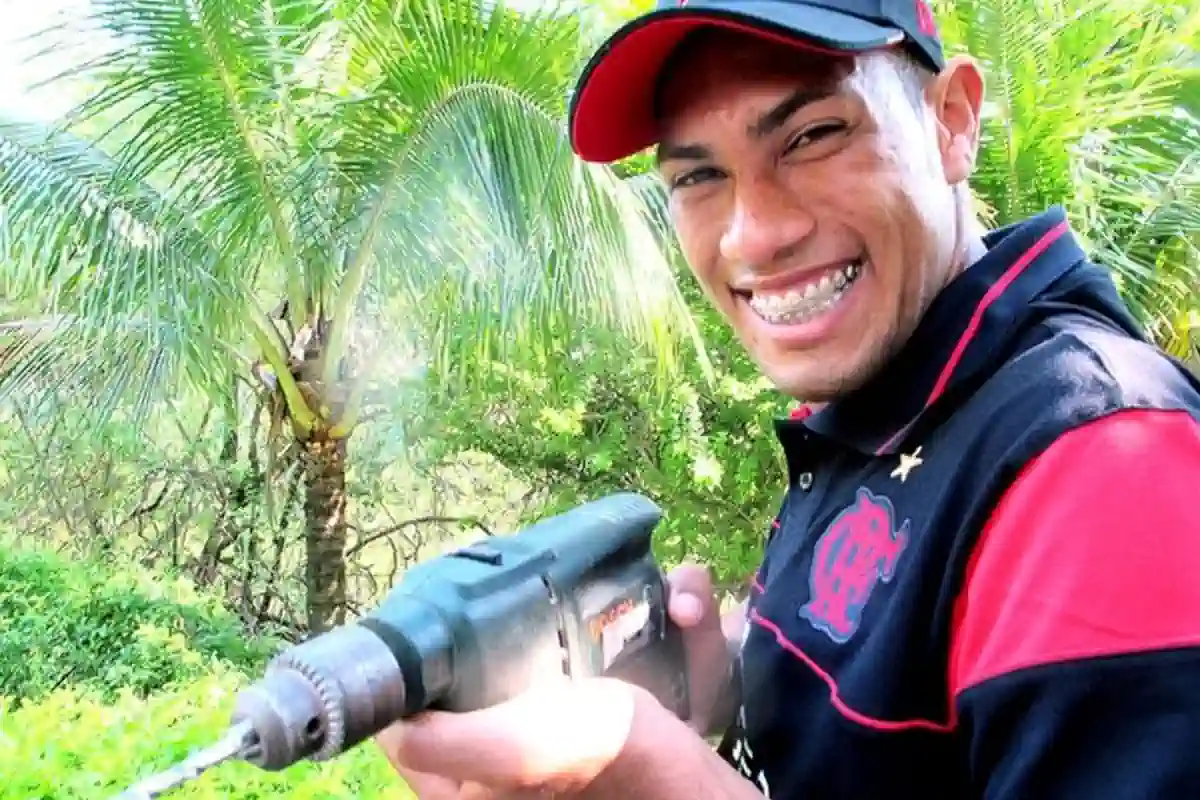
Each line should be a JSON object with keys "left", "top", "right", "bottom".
{"left": 716, "top": 206, "right": 1200, "bottom": 798}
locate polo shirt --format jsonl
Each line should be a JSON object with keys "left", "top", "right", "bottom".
{"left": 716, "top": 206, "right": 1200, "bottom": 799}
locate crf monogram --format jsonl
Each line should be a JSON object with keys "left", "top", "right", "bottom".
{"left": 800, "top": 487, "right": 910, "bottom": 643}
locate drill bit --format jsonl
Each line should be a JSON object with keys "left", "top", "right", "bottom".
{"left": 112, "top": 721, "right": 257, "bottom": 800}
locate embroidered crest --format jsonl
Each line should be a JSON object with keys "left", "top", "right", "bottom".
{"left": 799, "top": 487, "right": 910, "bottom": 643}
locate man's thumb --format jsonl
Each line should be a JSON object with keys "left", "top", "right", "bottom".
{"left": 666, "top": 563, "right": 718, "bottom": 629}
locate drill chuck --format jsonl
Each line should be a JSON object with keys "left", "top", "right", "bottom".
{"left": 231, "top": 624, "right": 409, "bottom": 770}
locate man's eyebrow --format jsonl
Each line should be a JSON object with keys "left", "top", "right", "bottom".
{"left": 654, "top": 141, "right": 711, "bottom": 167}
{"left": 751, "top": 86, "right": 838, "bottom": 139}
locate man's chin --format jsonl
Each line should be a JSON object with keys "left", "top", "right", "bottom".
{"left": 761, "top": 355, "right": 875, "bottom": 404}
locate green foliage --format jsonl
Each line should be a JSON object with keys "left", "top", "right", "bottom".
{"left": 0, "top": 546, "right": 279, "bottom": 704}
{"left": 423, "top": 266, "right": 793, "bottom": 589}
{"left": 0, "top": 544, "right": 408, "bottom": 798}
{"left": 931, "top": 0, "right": 1200, "bottom": 353}
{"left": 433, "top": 370, "right": 787, "bottom": 586}
{"left": 0, "top": 671, "right": 407, "bottom": 800}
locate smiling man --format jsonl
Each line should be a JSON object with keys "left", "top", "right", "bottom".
{"left": 377, "top": 2, "right": 1200, "bottom": 798}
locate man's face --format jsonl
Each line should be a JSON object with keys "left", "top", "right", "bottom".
{"left": 654, "top": 33, "right": 984, "bottom": 401}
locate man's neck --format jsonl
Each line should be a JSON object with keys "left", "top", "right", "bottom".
{"left": 960, "top": 205, "right": 992, "bottom": 269}
{"left": 963, "top": 219, "right": 990, "bottom": 267}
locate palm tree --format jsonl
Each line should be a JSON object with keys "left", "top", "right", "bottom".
{"left": 932, "top": 0, "right": 1199, "bottom": 359}
{"left": 0, "top": 0, "right": 699, "bottom": 634}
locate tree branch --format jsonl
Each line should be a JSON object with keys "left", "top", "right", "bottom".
{"left": 345, "top": 515, "right": 493, "bottom": 559}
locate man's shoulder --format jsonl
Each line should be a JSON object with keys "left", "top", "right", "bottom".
{"left": 916, "top": 309, "right": 1200, "bottom": 507}
{"left": 1038, "top": 312, "right": 1198, "bottom": 402}
{"left": 968, "top": 310, "right": 1200, "bottom": 438}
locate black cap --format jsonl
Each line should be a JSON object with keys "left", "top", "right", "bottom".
{"left": 568, "top": 0, "right": 945, "bottom": 163}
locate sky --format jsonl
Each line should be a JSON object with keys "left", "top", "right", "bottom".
{"left": 0, "top": 0, "right": 90, "bottom": 121}
{"left": 0, "top": 0, "right": 589, "bottom": 122}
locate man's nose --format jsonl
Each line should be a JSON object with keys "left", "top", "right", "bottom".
{"left": 719, "top": 177, "right": 816, "bottom": 268}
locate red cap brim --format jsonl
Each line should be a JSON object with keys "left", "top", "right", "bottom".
{"left": 568, "top": 7, "right": 902, "bottom": 164}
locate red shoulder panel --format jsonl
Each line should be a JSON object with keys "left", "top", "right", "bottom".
{"left": 949, "top": 408, "right": 1200, "bottom": 696}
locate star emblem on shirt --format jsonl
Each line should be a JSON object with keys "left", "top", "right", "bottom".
{"left": 891, "top": 447, "right": 924, "bottom": 483}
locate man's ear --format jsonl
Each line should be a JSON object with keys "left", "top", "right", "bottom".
{"left": 929, "top": 55, "right": 985, "bottom": 185}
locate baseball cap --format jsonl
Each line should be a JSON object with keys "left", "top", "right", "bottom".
{"left": 568, "top": 0, "right": 946, "bottom": 163}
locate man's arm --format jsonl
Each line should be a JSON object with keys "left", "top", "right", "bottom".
{"left": 950, "top": 407, "right": 1200, "bottom": 798}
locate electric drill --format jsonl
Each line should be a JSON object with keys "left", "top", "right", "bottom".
{"left": 116, "top": 492, "right": 689, "bottom": 798}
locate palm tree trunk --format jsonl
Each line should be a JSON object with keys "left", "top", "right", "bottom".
{"left": 303, "top": 434, "right": 349, "bottom": 634}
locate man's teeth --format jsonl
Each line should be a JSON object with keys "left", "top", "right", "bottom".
{"left": 748, "top": 261, "right": 862, "bottom": 324}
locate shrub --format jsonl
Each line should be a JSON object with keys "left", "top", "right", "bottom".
{"left": 0, "top": 545, "right": 412, "bottom": 797}
{"left": 0, "top": 546, "right": 280, "bottom": 703}
{"left": 0, "top": 667, "right": 410, "bottom": 799}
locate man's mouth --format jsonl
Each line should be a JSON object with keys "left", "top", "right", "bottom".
{"left": 744, "top": 259, "right": 863, "bottom": 326}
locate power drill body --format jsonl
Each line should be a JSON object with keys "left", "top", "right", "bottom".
{"left": 231, "top": 492, "right": 689, "bottom": 772}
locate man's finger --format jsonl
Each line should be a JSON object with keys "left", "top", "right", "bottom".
{"left": 666, "top": 562, "right": 715, "bottom": 597}
{"left": 376, "top": 729, "right": 467, "bottom": 799}
{"left": 666, "top": 563, "right": 719, "bottom": 628}
{"left": 668, "top": 591, "right": 706, "bottom": 627}
{"left": 393, "top": 708, "right": 528, "bottom": 787}
{"left": 379, "top": 681, "right": 637, "bottom": 791}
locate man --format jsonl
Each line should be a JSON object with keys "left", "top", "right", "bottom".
{"left": 377, "top": 1, "right": 1200, "bottom": 797}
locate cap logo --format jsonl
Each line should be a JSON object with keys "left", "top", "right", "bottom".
{"left": 915, "top": 0, "right": 938, "bottom": 36}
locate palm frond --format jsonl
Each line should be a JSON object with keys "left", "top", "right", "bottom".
{"left": 933, "top": 0, "right": 1200, "bottom": 344}
{"left": 320, "top": 0, "right": 700, "bottom": 399}
{"left": 2, "top": 0, "right": 702, "bottom": 433}
{"left": 0, "top": 115, "right": 245, "bottom": 425}
{"left": 0, "top": 314, "right": 176, "bottom": 426}
{"left": 31, "top": 0, "right": 351, "bottom": 324}
{"left": 350, "top": 78, "right": 701, "bottom": 402}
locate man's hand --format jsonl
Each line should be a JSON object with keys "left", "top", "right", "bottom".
{"left": 378, "top": 675, "right": 647, "bottom": 798}
{"left": 667, "top": 563, "right": 742, "bottom": 737}
{"left": 376, "top": 563, "right": 744, "bottom": 798}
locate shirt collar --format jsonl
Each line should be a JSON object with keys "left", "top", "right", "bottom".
{"left": 777, "top": 206, "right": 1088, "bottom": 456}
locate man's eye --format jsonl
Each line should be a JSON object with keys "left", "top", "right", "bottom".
{"left": 784, "top": 121, "right": 848, "bottom": 153}
{"left": 671, "top": 167, "right": 722, "bottom": 190}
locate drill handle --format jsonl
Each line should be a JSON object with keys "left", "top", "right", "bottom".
{"left": 598, "top": 568, "right": 691, "bottom": 722}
